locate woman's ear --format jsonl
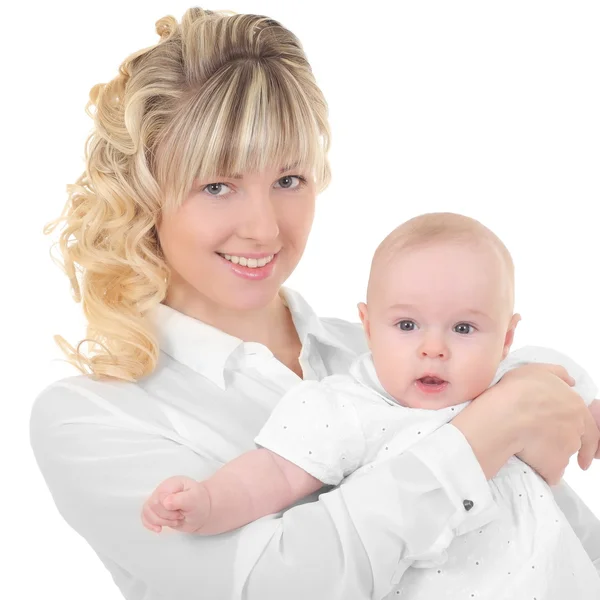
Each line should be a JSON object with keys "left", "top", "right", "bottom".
{"left": 357, "top": 302, "right": 371, "bottom": 346}
{"left": 502, "top": 313, "right": 522, "bottom": 359}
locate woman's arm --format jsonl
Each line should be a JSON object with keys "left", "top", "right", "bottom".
{"left": 30, "top": 382, "right": 500, "bottom": 600}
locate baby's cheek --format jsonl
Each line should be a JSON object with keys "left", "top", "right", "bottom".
{"left": 460, "top": 361, "right": 498, "bottom": 400}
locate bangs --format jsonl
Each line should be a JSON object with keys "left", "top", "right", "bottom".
{"left": 157, "top": 59, "right": 330, "bottom": 210}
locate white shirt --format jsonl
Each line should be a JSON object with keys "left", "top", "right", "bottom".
{"left": 255, "top": 348, "right": 600, "bottom": 599}
{"left": 29, "top": 288, "right": 600, "bottom": 600}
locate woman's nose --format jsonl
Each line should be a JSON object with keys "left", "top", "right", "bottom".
{"left": 237, "top": 194, "right": 280, "bottom": 243}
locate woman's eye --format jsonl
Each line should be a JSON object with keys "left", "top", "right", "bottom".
{"left": 203, "top": 183, "right": 232, "bottom": 196}
{"left": 454, "top": 323, "right": 474, "bottom": 334}
{"left": 397, "top": 320, "right": 416, "bottom": 331}
{"left": 275, "top": 175, "right": 303, "bottom": 189}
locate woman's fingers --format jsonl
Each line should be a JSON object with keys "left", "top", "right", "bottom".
{"left": 577, "top": 409, "right": 600, "bottom": 470}
{"left": 532, "top": 363, "right": 576, "bottom": 386}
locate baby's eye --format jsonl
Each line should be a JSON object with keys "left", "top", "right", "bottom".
{"left": 454, "top": 323, "right": 474, "bottom": 335}
{"left": 397, "top": 320, "right": 417, "bottom": 331}
{"left": 203, "top": 183, "right": 232, "bottom": 196}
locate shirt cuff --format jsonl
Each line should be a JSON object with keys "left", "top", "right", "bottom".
{"left": 406, "top": 423, "right": 499, "bottom": 536}
{"left": 340, "top": 423, "right": 499, "bottom": 596}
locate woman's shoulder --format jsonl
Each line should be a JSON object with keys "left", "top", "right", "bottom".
{"left": 319, "top": 316, "right": 369, "bottom": 355}
{"left": 283, "top": 287, "right": 368, "bottom": 355}
{"left": 29, "top": 369, "right": 168, "bottom": 437}
{"left": 32, "top": 372, "right": 140, "bottom": 405}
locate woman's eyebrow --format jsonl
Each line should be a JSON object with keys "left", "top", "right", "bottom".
{"left": 211, "top": 163, "right": 303, "bottom": 180}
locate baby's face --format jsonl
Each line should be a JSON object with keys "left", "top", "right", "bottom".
{"left": 362, "top": 241, "right": 518, "bottom": 409}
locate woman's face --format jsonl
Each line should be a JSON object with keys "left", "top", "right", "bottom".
{"left": 157, "top": 166, "right": 316, "bottom": 316}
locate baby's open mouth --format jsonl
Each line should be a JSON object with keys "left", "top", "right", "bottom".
{"left": 418, "top": 376, "right": 446, "bottom": 385}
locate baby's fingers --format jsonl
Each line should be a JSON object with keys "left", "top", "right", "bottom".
{"left": 152, "top": 493, "right": 186, "bottom": 521}
{"left": 141, "top": 507, "right": 163, "bottom": 533}
{"left": 141, "top": 503, "right": 184, "bottom": 533}
{"left": 163, "top": 487, "right": 204, "bottom": 513}
{"left": 163, "top": 492, "right": 188, "bottom": 512}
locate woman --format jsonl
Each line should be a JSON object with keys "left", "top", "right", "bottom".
{"left": 30, "top": 7, "right": 600, "bottom": 600}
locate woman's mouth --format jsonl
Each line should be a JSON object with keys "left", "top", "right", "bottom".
{"left": 217, "top": 253, "right": 275, "bottom": 268}
{"left": 216, "top": 251, "right": 279, "bottom": 280}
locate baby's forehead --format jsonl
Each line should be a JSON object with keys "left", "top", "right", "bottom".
{"left": 381, "top": 237, "right": 504, "bottom": 269}
{"left": 374, "top": 242, "right": 513, "bottom": 315}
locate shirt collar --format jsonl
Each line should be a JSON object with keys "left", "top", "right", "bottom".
{"left": 150, "top": 286, "right": 356, "bottom": 390}
{"left": 349, "top": 351, "right": 401, "bottom": 406}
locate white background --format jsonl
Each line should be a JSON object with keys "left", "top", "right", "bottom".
{"left": 3, "top": 1, "right": 599, "bottom": 598}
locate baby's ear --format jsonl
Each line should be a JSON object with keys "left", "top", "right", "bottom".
{"left": 502, "top": 313, "right": 521, "bottom": 359}
{"left": 357, "top": 302, "right": 371, "bottom": 344}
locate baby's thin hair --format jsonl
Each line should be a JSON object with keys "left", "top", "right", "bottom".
{"left": 368, "top": 212, "right": 515, "bottom": 304}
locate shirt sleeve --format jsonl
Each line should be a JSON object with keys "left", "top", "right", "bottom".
{"left": 253, "top": 377, "right": 366, "bottom": 485}
{"left": 30, "top": 382, "right": 496, "bottom": 600}
{"left": 551, "top": 479, "right": 600, "bottom": 574}
{"left": 492, "top": 345, "right": 598, "bottom": 405}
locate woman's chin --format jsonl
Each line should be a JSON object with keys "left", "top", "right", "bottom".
{"left": 222, "top": 284, "right": 285, "bottom": 312}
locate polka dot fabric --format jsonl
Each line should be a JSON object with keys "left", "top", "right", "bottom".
{"left": 255, "top": 345, "right": 600, "bottom": 597}
{"left": 387, "top": 457, "right": 600, "bottom": 599}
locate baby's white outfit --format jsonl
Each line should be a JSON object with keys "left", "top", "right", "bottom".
{"left": 254, "top": 346, "right": 600, "bottom": 600}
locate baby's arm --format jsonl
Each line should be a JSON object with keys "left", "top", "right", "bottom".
{"left": 143, "top": 448, "right": 323, "bottom": 535}
{"left": 144, "top": 376, "right": 365, "bottom": 535}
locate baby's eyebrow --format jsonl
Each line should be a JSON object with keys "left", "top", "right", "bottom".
{"left": 386, "top": 303, "right": 418, "bottom": 313}
{"left": 462, "top": 309, "right": 491, "bottom": 319}
{"left": 385, "top": 304, "right": 494, "bottom": 323}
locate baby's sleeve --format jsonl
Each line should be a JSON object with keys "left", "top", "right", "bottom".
{"left": 493, "top": 345, "right": 598, "bottom": 405}
{"left": 254, "top": 376, "right": 366, "bottom": 486}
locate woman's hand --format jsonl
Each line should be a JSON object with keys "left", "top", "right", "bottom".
{"left": 452, "top": 363, "right": 600, "bottom": 485}
{"left": 588, "top": 399, "right": 600, "bottom": 459}
{"left": 503, "top": 364, "right": 600, "bottom": 481}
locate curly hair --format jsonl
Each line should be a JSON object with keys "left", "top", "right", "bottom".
{"left": 44, "top": 7, "right": 331, "bottom": 382}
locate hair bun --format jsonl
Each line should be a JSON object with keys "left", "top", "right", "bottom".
{"left": 155, "top": 16, "right": 177, "bottom": 39}
{"left": 88, "top": 82, "right": 104, "bottom": 108}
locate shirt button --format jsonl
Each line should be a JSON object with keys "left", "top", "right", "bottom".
{"left": 463, "top": 499, "right": 474, "bottom": 511}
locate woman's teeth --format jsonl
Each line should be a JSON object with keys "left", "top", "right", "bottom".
{"left": 220, "top": 253, "right": 275, "bottom": 268}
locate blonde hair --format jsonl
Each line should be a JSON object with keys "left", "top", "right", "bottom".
{"left": 368, "top": 212, "right": 515, "bottom": 306}
{"left": 44, "top": 7, "right": 331, "bottom": 382}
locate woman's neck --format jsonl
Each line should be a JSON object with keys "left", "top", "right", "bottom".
{"left": 163, "top": 285, "right": 302, "bottom": 371}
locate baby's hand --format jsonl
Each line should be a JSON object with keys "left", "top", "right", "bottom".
{"left": 589, "top": 399, "right": 600, "bottom": 459}
{"left": 141, "top": 475, "right": 211, "bottom": 534}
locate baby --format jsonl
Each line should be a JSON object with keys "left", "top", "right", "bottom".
{"left": 143, "top": 212, "right": 600, "bottom": 599}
